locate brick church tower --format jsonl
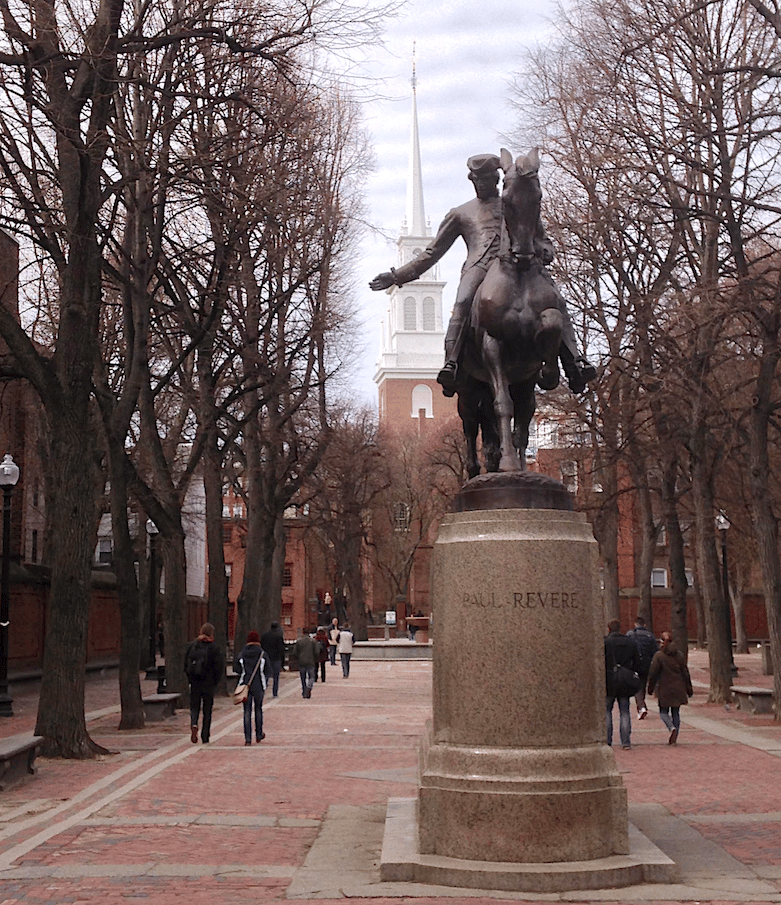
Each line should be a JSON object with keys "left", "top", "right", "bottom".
{"left": 374, "top": 67, "right": 457, "bottom": 430}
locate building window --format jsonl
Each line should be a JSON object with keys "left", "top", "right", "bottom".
{"left": 651, "top": 568, "right": 668, "bottom": 588}
{"left": 225, "top": 563, "right": 232, "bottom": 585}
{"left": 33, "top": 479, "right": 40, "bottom": 508}
{"left": 422, "top": 297, "right": 436, "bottom": 330}
{"left": 31, "top": 529, "right": 38, "bottom": 564}
{"left": 223, "top": 525, "right": 232, "bottom": 544}
{"left": 685, "top": 569, "right": 694, "bottom": 586}
{"left": 283, "top": 565, "right": 292, "bottom": 587}
{"left": 411, "top": 384, "right": 433, "bottom": 419}
{"left": 394, "top": 502, "right": 411, "bottom": 533}
{"left": 403, "top": 296, "right": 417, "bottom": 331}
{"left": 97, "top": 538, "right": 112, "bottom": 565}
{"left": 560, "top": 461, "right": 578, "bottom": 493}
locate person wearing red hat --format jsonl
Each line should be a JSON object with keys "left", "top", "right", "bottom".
{"left": 235, "top": 631, "right": 272, "bottom": 744}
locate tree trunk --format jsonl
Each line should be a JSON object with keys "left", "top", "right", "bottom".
{"left": 107, "top": 443, "right": 145, "bottom": 730}
{"left": 35, "top": 408, "right": 108, "bottom": 756}
{"left": 161, "top": 529, "right": 189, "bottom": 699}
{"left": 633, "top": 473, "right": 658, "bottom": 628}
{"left": 662, "top": 462, "right": 689, "bottom": 655}
{"left": 746, "top": 315, "right": 781, "bottom": 718}
{"left": 200, "top": 350, "right": 229, "bottom": 694}
{"left": 690, "top": 428, "right": 732, "bottom": 702}
{"left": 236, "top": 499, "right": 278, "bottom": 649}
{"left": 592, "top": 461, "right": 620, "bottom": 624}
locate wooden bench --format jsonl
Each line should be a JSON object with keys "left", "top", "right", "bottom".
{"left": 0, "top": 734, "right": 44, "bottom": 791}
{"left": 731, "top": 685, "right": 774, "bottom": 715}
{"left": 143, "top": 692, "right": 181, "bottom": 721}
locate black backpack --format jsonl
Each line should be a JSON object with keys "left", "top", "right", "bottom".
{"left": 186, "top": 642, "right": 209, "bottom": 680}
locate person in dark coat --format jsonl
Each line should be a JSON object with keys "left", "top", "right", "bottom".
{"left": 604, "top": 619, "right": 641, "bottom": 749}
{"left": 235, "top": 631, "right": 272, "bottom": 745}
{"left": 647, "top": 632, "right": 693, "bottom": 745}
{"left": 184, "top": 622, "right": 224, "bottom": 744}
{"left": 260, "top": 622, "right": 286, "bottom": 698}
{"left": 626, "top": 616, "right": 659, "bottom": 719}
{"left": 314, "top": 627, "right": 329, "bottom": 682}
{"left": 293, "top": 630, "right": 320, "bottom": 698}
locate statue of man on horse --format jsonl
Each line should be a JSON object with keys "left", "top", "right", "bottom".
{"left": 369, "top": 151, "right": 595, "bottom": 398}
{"left": 370, "top": 148, "right": 596, "bottom": 476}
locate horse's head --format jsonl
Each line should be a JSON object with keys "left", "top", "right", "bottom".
{"left": 499, "top": 148, "right": 543, "bottom": 270}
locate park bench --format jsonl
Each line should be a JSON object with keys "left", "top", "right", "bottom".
{"left": 0, "top": 734, "right": 44, "bottom": 791}
{"left": 731, "top": 685, "right": 774, "bottom": 715}
{"left": 142, "top": 692, "right": 181, "bottom": 721}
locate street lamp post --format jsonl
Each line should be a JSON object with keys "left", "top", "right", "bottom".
{"left": 0, "top": 454, "right": 20, "bottom": 717}
{"left": 716, "top": 511, "right": 737, "bottom": 676}
{"left": 145, "top": 520, "right": 159, "bottom": 680}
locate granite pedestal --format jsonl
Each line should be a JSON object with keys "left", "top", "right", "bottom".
{"left": 380, "top": 473, "right": 674, "bottom": 891}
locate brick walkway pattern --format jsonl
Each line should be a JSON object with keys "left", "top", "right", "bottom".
{"left": 0, "top": 649, "right": 779, "bottom": 903}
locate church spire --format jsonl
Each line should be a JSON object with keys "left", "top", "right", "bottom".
{"left": 405, "top": 44, "right": 427, "bottom": 236}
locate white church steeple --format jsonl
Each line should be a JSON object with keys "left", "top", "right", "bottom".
{"left": 374, "top": 52, "right": 451, "bottom": 426}
{"left": 405, "top": 50, "right": 426, "bottom": 237}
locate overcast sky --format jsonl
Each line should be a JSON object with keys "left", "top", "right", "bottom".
{"left": 349, "top": 0, "right": 557, "bottom": 406}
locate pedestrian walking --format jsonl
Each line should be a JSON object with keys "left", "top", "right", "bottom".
{"left": 626, "top": 615, "right": 659, "bottom": 719}
{"left": 184, "top": 622, "right": 224, "bottom": 744}
{"left": 260, "top": 621, "right": 286, "bottom": 698}
{"left": 314, "top": 627, "right": 329, "bottom": 682}
{"left": 235, "top": 631, "right": 272, "bottom": 745}
{"left": 604, "top": 619, "right": 641, "bottom": 750}
{"left": 338, "top": 623, "right": 355, "bottom": 678}
{"left": 647, "top": 631, "right": 694, "bottom": 745}
{"left": 328, "top": 617, "right": 340, "bottom": 666}
{"left": 293, "top": 629, "right": 320, "bottom": 698}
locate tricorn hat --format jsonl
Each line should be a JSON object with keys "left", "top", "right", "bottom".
{"left": 466, "top": 153, "right": 500, "bottom": 178}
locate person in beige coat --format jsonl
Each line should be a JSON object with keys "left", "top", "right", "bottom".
{"left": 647, "top": 632, "right": 693, "bottom": 745}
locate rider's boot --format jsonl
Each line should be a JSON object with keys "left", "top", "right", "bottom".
{"left": 560, "top": 345, "right": 597, "bottom": 394}
{"left": 437, "top": 360, "right": 459, "bottom": 397}
{"left": 537, "top": 360, "right": 560, "bottom": 391}
{"left": 438, "top": 316, "right": 467, "bottom": 397}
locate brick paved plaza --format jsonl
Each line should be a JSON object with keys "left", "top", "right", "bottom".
{"left": 0, "top": 650, "right": 780, "bottom": 903}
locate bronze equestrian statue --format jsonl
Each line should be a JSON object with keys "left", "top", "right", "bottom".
{"left": 370, "top": 148, "right": 596, "bottom": 475}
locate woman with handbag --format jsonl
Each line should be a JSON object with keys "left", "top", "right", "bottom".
{"left": 234, "top": 631, "right": 271, "bottom": 745}
{"left": 647, "top": 631, "right": 693, "bottom": 745}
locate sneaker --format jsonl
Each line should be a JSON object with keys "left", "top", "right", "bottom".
{"left": 668, "top": 729, "right": 679, "bottom": 745}
{"left": 244, "top": 741, "right": 252, "bottom": 746}
{"left": 621, "top": 744, "right": 631, "bottom": 750}
{"left": 639, "top": 708, "right": 648, "bottom": 720}
{"left": 257, "top": 733, "right": 266, "bottom": 741}
{"left": 190, "top": 725, "right": 198, "bottom": 744}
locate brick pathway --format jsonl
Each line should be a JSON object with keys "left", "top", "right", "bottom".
{"left": 0, "top": 650, "right": 779, "bottom": 903}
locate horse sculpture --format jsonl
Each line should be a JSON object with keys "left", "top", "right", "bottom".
{"left": 457, "top": 147, "right": 567, "bottom": 475}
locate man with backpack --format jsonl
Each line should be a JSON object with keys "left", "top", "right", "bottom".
{"left": 626, "top": 615, "right": 660, "bottom": 720}
{"left": 184, "top": 623, "right": 224, "bottom": 743}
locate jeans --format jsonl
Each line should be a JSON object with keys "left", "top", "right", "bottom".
{"left": 243, "top": 689, "right": 264, "bottom": 742}
{"left": 340, "top": 652, "right": 351, "bottom": 677}
{"left": 189, "top": 686, "right": 214, "bottom": 742}
{"left": 329, "top": 645, "right": 336, "bottom": 666}
{"left": 659, "top": 705, "right": 681, "bottom": 731}
{"left": 299, "top": 666, "right": 315, "bottom": 696}
{"left": 606, "top": 695, "right": 631, "bottom": 747}
{"left": 270, "top": 659, "right": 282, "bottom": 697}
{"left": 634, "top": 675, "right": 649, "bottom": 713}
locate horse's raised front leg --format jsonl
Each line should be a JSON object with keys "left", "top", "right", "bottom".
{"left": 481, "top": 332, "right": 523, "bottom": 472}
{"left": 535, "top": 309, "right": 564, "bottom": 391}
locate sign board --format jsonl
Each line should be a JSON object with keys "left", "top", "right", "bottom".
{"left": 385, "top": 610, "right": 397, "bottom": 626}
